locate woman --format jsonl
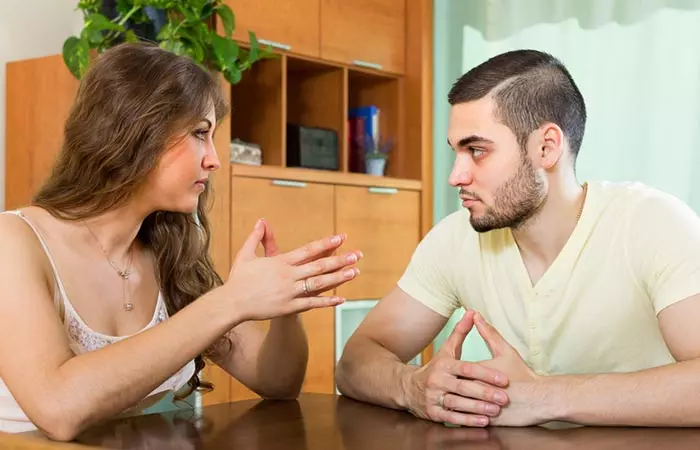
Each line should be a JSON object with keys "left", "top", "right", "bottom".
{"left": 0, "top": 43, "right": 361, "bottom": 440}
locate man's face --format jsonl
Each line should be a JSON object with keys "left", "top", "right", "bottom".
{"left": 447, "top": 97, "right": 546, "bottom": 232}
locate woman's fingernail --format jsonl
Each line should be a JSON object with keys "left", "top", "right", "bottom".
{"left": 255, "top": 219, "right": 263, "bottom": 229}
{"left": 331, "top": 235, "right": 342, "bottom": 245}
{"left": 346, "top": 253, "right": 358, "bottom": 263}
{"left": 344, "top": 269, "right": 356, "bottom": 279}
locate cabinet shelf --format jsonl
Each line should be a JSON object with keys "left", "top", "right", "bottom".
{"left": 231, "top": 163, "right": 422, "bottom": 191}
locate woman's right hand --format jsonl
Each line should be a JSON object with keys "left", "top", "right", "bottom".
{"left": 225, "top": 219, "right": 362, "bottom": 322}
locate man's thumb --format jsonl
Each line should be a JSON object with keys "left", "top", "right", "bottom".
{"left": 439, "top": 310, "right": 474, "bottom": 359}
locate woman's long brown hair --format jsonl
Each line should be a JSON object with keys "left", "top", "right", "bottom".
{"left": 33, "top": 42, "right": 229, "bottom": 398}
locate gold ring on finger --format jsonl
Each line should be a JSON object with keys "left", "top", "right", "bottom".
{"left": 438, "top": 393, "right": 448, "bottom": 410}
{"left": 302, "top": 278, "right": 310, "bottom": 296}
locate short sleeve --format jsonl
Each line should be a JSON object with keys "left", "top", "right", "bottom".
{"left": 628, "top": 191, "right": 700, "bottom": 314}
{"left": 396, "top": 211, "right": 464, "bottom": 317}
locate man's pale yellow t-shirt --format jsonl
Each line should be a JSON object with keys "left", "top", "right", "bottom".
{"left": 397, "top": 181, "right": 700, "bottom": 375}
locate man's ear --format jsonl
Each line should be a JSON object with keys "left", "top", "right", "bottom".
{"left": 537, "top": 123, "right": 565, "bottom": 169}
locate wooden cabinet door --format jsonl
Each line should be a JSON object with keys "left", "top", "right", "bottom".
{"left": 335, "top": 186, "right": 419, "bottom": 299}
{"left": 6, "top": 55, "right": 78, "bottom": 209}
{"left": 222, "top": 176, "right": 336, "bottom": 401}
{"left": 227, "top": 0, "right": 320, "bottom": 57}
{"left": 320, "top": 0, "right": 405, "bottom": 74}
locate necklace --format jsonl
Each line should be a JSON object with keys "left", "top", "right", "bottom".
{"left": 576, "top": 182, "right": 588, "bottom": 223}
{"left": 84, "top": 221, "right": 135, "bottom": 312}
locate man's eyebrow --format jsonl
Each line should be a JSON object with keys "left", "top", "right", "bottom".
{"left": 447, "top": 135, "right": 494, "bottom": 148}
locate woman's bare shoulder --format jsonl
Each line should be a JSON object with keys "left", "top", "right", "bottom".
{"left": 0, "top": 208, "right": 53, "bottom": 277}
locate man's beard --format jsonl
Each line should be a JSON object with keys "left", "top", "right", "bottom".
{"left": 462, "top": 156, "right": 545, "bottom": 233}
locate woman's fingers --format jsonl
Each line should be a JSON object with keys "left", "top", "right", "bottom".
{"left": 295, "top": 250, "right": 363, "bottom": 280}
{"left": 297, "top": 267, "right": 360, "bottom": 297}
{"left": 282, "top": 234, "right": 346, "bottom": 265}
{"left": 289, "top": 295, "right": 346, "bottom": 314}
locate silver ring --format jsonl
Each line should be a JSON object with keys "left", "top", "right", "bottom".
{"left": 438, "top": 393, "right": 446, "bottom": 409}
{"left": 302, "top": 278, "right": 310, "bottom": 296}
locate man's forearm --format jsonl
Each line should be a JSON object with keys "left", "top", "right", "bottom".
{"left": 336, "top": 336, "right": 418, "bottom": 410}
{"left": 543, "top": 358, "right": 700, "bottom": 426}
{"left": 256, "top": 314, "right": 309, "bottom": 398}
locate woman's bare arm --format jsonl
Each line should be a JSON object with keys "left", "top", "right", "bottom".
{"left": 0, "top": 215, "right": 240, "bottom": 441}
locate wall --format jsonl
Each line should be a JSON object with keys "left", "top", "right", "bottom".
{"left": 0, "top": 0, "right": 82, "bottom": 211}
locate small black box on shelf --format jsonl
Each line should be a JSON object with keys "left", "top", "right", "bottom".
{"left": 286, "top": 124, "right": 339, "bottom": 171}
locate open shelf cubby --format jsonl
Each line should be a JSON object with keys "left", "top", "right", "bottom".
{"left": 229, "top": 53, "right": 409, "bottom": 180}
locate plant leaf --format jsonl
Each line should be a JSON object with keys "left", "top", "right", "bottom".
{"left": 81, "top": 25, "right": 104, "bottom": 44}
{"left": 124, "top": 29, "right": 139, "bottom": 43}
{"left": 160, "top": 39, "right": 186, "bottom": 56}
{"left": 77, "top": 0, "right": 101, "bottom": 14}
{"left": 225, "top": 66, "right": 242, "bottom": 85}
{"left": 62, "top": 36, "right": 91, "bottom": 79}
{"left": 212, "top": 33, "right": 239, "bottom": 67}
{"left": 180, "top": 27, "right": 205, "bottom": 62}
{"left": 248, "top": 31, "right": 259, "bottom": 62}
{"left": 115, "top": 0, "right": 132, "bottom": 16}
{"left": 85, "top": 13, "right": 124, "bottom": 32}
{"left": 155, "top": 21, "right": 177, "bottom": 41}
{"left": 214, "top": 4, "right": 234, "bottom": 37}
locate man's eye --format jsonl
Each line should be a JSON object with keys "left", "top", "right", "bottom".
{"left": 470, "top": 147, "right": 485, "bottom": 157}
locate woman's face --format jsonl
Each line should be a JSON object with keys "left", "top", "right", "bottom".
{"left": 145, "top": 106, "right": 221, "bottom": 213}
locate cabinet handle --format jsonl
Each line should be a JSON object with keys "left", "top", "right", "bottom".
{"left": 368, "top": 187, "right": 397, "bottom": 195}
{"left": 272, "top": 179, "right": 307, "bottom": 188}
{"left": 352, "top": 60, "right": 383, "bottom": 71}
{"left": 258, "top": 39, "right": 292, "bottom": 51}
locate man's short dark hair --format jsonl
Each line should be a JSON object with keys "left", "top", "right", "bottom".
{"left": 448, "top": 49, "right": 587, "bottom": 160}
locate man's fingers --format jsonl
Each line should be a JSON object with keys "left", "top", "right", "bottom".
{"left": 442, "top": 393, "right": 501, "bottom": 417}
{"left": 451, "top": 378, "right": 509, "bottom": 405}
{"left": 474, "top": 312, "right": 510, "bottom": 358}
{"left": 439, "top": 310, "right": 475, "bottom": 359}
{"left": 436, "top": 408, "right": 489, "bottom": 428}
{"left": 443, "top": 359, "right": 508, "bottom": 388}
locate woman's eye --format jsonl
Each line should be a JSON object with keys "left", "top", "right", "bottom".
{"left": 193, "top": 129, "right": 209, "bottom": 141}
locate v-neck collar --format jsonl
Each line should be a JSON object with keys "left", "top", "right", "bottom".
{"left": 506, "top": 182, "right": 600, "bottom": 294}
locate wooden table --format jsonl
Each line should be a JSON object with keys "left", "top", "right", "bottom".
{"left": 3, "top": 393, "right": 700, "bottom": 449}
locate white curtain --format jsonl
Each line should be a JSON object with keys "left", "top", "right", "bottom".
{"left": 432, "top": 0, "right": 700, "bottom": 360}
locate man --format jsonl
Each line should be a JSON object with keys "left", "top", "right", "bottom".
{"left": 335, "top": 49, "right": 700, "bottom": 427}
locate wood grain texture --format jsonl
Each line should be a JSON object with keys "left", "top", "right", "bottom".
{"left": 5, "top": 55, "right": 78, "bottom": 209}
{"left": 10, "top": 394, "right": 699, "bottom": 449}
{"left": 320, "top": 0, "right": 406, "bottom": 74}
{"left": 227, "top": 0, "right": 320, "bottom": 58}
{"left": 335, "top": 185, "right": 420, "bottom": 300}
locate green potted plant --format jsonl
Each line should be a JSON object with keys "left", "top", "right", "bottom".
{"left": 63, "top": 0, "right": 272, "bottom": 85}
{"left": 357, "top": 134, "right": 393, "bottom": 176}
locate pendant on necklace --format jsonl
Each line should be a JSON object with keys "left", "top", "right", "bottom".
{"left": 124, "top": 302, "right": 134, "bottom": 312}
{"left": 119, "top": 270, "right": 130, "bottom": 280}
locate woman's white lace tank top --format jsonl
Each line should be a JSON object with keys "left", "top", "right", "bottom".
{"left": 0, "top": 210, "right": 196, "bottom": 433}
